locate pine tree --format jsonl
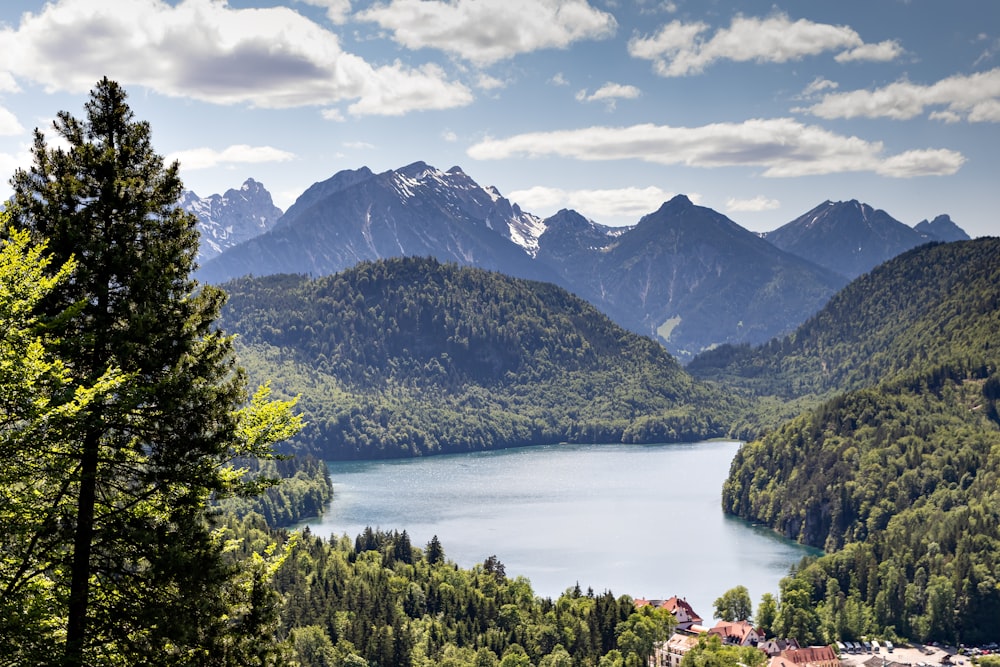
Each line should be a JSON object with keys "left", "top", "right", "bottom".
{"left": 8, "top": 78, "right": 300, "bottom": 666}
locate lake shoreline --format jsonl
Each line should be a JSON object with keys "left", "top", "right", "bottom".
{"left": 303, "top": 440, "right": 815, "bottom": 621}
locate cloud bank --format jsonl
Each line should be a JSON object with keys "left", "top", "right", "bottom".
{"left": 629, "top": 13, "right": 902, "bottom": 76}
{"left": 166, "top": 144, "right": 296, "bottom": 170}
{"left": 803, "top": 68, "right": 1000, "bottom": 123}
{"left": 0, "top": 0, "right": 472, "bottom": 115}
{"left": 508, "top": 185, "right": 684, "bottom": 224}
{"left": 468, "top": 118, "right": 965, "bottom": 177}
{"left": 356, "top": 0, "right": 617, "bottom": 65}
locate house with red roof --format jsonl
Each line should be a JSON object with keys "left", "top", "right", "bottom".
{"left": 708, "top": 619, "right": 762, "bottom": 647}
{"left": 634, "top": 596, "right": 704, "bottom": 631}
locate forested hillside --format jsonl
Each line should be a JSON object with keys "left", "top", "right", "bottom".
{"left": 716, "top": 238, "right": 1000, "bottom": 644}
{"left": 690, "top": 239, "right": 1000, "bottom": 430}
{"left": 233, "top": 518, "right": 675, "bottom": 666}
{"left": 219, "top": 257, "right": 734, "bottom": 459}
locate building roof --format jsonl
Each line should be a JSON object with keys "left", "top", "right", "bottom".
{"left": 770, "top": 645, "right": 839, "bottom": 667}
{"left": 666, "top": 633, "right": 701, "bottom": 653}
{"left": 709, "top": 620, "right": 759, "bottom": 644}
{"left": 663, "top": 596, "right": 703, "bottom": 623}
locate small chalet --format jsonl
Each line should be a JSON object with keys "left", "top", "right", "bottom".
{"left": 769, "top": 646, "right": 839, "bottom": 667}
{"left": 663, "top": 597, "right": 704, "bottom": 630}
{"left": 708, "top": 619, "right": 762, "bottom": 647}
{"left": 634, "top": 596, "right": 704, "bottom": 631}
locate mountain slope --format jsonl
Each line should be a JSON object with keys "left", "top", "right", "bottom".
{"left": 197, "top": 164, "right": 851, "bottom": 359}
{"left": 538, "top": 196, "right": 847, "bottom": 360}
{"left": 181, "top": 178, "right": 283, "bottom": 261}
{"left": 690, "top": 238, "right": 1000, "bottom": 402}
{"left": 196, "top": 162, "right": 550, "bottom": 285}
{"left": 218, "top": 257, "right": 733, "bottom": 459}
{"left": 764, "top": 199, "right": 929, "bottom": 279}
{"left": 716, "top": 238, "right": 1000, "bottom": 644}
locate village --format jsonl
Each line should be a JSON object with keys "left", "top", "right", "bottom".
{"left": 636, "top": 597, "right": 966, "bottom": 667}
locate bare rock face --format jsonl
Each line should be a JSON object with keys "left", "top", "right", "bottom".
{"left": 181, "top": 178, "right": 284, "bottom": 262}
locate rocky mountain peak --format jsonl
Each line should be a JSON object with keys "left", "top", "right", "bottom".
{"left": 181, "top": 178, "right": 283, "bottom": 262}
{"left": 765, "top": 199, "right": 928, "bottom": 279}
{"left": 915, "top": 214, "right": 970, "bottom": 242}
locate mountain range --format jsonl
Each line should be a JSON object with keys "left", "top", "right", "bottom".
{"left": 192, "top": 163, "right": 968, "bottom": 359}
{"left": 181, "top": 178, "right": 283, "bottom": 262}
{"left": 763, "top": 200, "right": 970, "bottom": 279}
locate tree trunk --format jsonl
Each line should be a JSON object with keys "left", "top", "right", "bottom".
{"left": 64, "top": 428, "right": 100, "bottom": 666}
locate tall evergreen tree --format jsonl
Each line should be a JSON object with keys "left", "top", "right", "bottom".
{"left": 8, "top": 78, "right": 300, "bottom": 665}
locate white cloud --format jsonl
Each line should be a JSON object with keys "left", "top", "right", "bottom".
{"left": 968, "top": 98, "right": 1000, "bottom": 122}
{"left": 355, "top": 0, "right": 617, "bottom": 66}
{"left": 628, "top": 13, "right": 902, "bottom": 77}
{"left": 0, "top": 73, "right": 20, "bottom": 93}
{"left": 726, "top": 195, "right": 780, "bottom": 212}
{"left": 476, "top": 73, "right": 507, "bottom": 91}
{"left": 0, "top": 0, "right": 472, "bottom": 115}
{"left": 442, "top": 130, "right": 458, "bottom": 142}
{"left": 800, "top": 77, "right": 839, "bottom": 98}
{"left": 298, "top": 0, "right": 352, "bottom": 24}
{"left": 321, "top": 108, "right": 346, "bottom": 122}
{"left": 167, "top": 144, "right": 296, "bottom": 170}
{"left": 467, "top": 117, "right": 965, "bottom": 178}
{"left": 0, "top": 105, "right": 23, "bottom": 135}
{"left": 804, "top": 68, "right": 1000, "bottom": 123}
{"left": 0, "top": 146, "right": 32, "bottom": 187}
{"left": 508, "top": 185, "right": 685, "bottom": 223}
{"left": 834, "top": 40, "right": 903, "bottom": 63}
{"left": 875, "top": 149, "right": 969, "bottom": 178}
{"left": 274, "top": 189, "right": 301, "bottom": 210}
{"left": 576, "top": 82, "right": 641, "bottom": 108}
{"left": 345, "top": 61, "right": 474, "bottom": 116}
{"left": 550, "top": 73, "right": 570, "bottom": 86}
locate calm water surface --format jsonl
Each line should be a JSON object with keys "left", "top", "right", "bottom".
{"left": 303, "top": 440, "right": 816, "bottom": 622}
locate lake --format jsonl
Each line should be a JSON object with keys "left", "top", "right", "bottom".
{"left": 303, "top": 440, "right": 817, "bottom": 623}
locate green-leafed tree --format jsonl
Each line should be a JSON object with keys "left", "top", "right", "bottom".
{"left": 756, "top": 593, "right": 778, "bottom": 637}
{"left": 713, "top": 585, "right": 753, "bottom": 622}
{"left": 0, "top": 223, "right": 125, "bottom": 661}
{"left": 7, "top": 78, "right": 300, "bottom": 666}
{"left": 679, "top": 634, "right": 767, "bottom": 667}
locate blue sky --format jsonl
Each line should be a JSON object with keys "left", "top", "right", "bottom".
{"left": 0, "top": 0, "right": 998, "bottom": 236}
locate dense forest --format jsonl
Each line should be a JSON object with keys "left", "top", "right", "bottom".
{"left": 228, "top": 515, "right": 676, "bottom": 666}
{"left": 716, "top": 239, "right": 1000, "bottom": 644}
{"left": 218, "top": 259, "right": 736, "bottom": 459}
{"left": 216, "top": 454, "right": 334, "bottom": 528}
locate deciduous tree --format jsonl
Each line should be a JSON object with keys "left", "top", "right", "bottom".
{"left": 713, "top": 585, "right": 753, "bottom": 622}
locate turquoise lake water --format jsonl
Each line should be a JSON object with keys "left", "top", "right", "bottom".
{"left": 303, "top": 440, "right": 817, "bottom": 622}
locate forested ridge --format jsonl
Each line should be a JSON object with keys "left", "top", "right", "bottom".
{"left": 218, "top": 258, "right": 735, "bottom": 459}
{"left": 714, "top": 238, "right": 1000, "bottom": 644}
{"left": 690, "top": 239, "right": 1000, "bottom": 429}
